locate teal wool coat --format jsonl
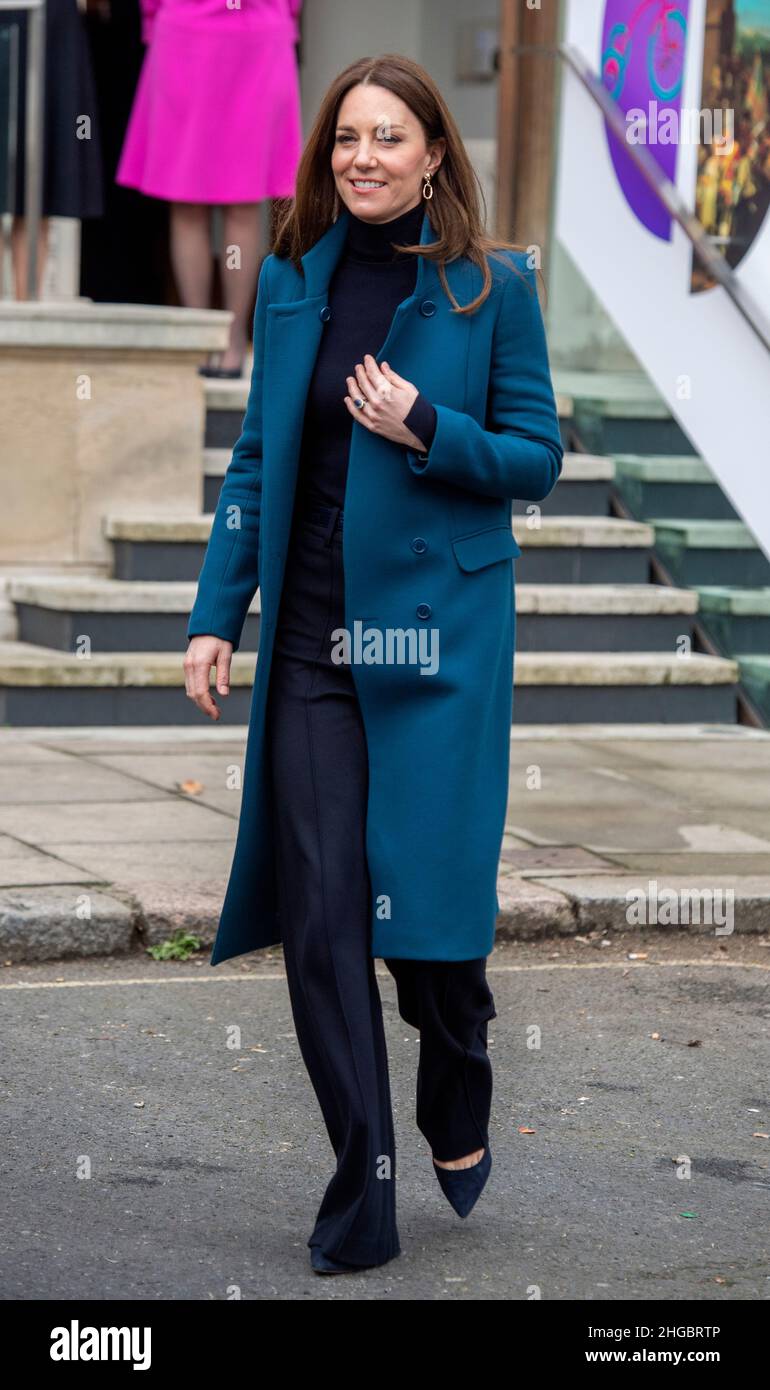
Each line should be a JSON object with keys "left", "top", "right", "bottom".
{"left": 187, "top": 206, "right": 563, "bottom": 966}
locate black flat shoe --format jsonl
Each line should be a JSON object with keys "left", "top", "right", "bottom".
{"left": 432, "top": 1146, "right": 492, "bottom": 1218}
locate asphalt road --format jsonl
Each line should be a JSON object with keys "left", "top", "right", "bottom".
{"left": 2, "top": 934, "right": 769, "bottom": 1301}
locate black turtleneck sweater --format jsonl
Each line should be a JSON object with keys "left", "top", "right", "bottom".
{"left": 294, "top": 199, "right": 437, "bottom": 512}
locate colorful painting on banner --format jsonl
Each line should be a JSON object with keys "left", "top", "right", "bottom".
{"left": 555, "top": 0, "right": 770, "bottom": 563}
{"left": 691, "top": 0, "right": 770, "bottom": 291}
{"left": 601, "top": 1, "right": 692, "bottom": 239}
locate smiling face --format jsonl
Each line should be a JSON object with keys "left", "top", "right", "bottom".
{"left": 331, "top": 83, "right": 445, "bottom": 224}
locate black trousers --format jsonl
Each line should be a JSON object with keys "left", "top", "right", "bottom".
{"left": 265, "top": 501, "right": 497, "bottom": 1266}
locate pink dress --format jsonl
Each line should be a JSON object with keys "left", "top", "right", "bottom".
{"left": 116, "top": 0, "right": 303, "bottom": 203}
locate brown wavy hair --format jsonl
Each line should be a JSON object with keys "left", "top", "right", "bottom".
{"left": 270, "top": 53, "right": 539, "bottom": 317}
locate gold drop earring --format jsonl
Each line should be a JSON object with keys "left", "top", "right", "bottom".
{"left": 422, "top": 171, "right": 433, "bottom": 200}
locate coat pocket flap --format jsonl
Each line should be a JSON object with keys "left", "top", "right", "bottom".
{"left": 451, "top": 525, "right": 522, "bottom": 571}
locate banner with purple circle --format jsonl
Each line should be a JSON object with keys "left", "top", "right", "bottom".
{"left": 601, "top": 0, "right": 691, "bottom": 239}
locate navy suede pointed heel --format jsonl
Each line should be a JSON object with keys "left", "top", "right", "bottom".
{"left": 432, "top": 1145, "right": 492, "bottom": 1217}
{"left": 310, "top": 1246, "right": 363, "bottom": 1275}
{"left": 309, "top": 1245, "right": 397, "bottom": 1275}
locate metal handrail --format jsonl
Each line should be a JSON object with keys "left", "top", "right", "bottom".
{"left": 0, "top": 0, "right": 45, "bottom": 299}
{"left": 559, "top": 40, "right": 770, "bottom": 357}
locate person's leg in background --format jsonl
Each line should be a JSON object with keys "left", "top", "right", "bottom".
{"left": 219, "top": 202, "right": 262, "bottom": 372}
{"left": 169, "top": 201, "right": 214, "bottom": 364}
{"left": 383, "top": 957, "right": 496, "bottom": 1166}
{"left": 265, "top": 517, "right": 401, "bottom": 1269}
{"left": 9, "top": 215, "right": 51, "bottom": 298}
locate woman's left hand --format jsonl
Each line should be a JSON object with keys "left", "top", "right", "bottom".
{"left": 344, "top": 355, "right": 428, "bottom": 451}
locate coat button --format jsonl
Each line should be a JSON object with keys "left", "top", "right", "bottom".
{"left": 411, "top": 537, "right": 428, "bottom": 553}
{"left": 416, "top": 603, "right": 432, "bottom": 620}
{"left": 319, "top": 305, "right": 331, "bottom": 321}
{"left": 419, "top": 299, "right": 436, "bottom": 316}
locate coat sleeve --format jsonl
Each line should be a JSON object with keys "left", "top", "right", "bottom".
{"left": 186, "top": 256, "right": 272, "bottom": 654}
{"left": 403, "top": 256, "right": 564, "bottom": 501}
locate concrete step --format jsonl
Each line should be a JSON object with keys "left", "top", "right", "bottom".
{"left": 512, "top": 650, "right": 739, "bottom": 722}
{"left": 515, "top": 582, "right": 698, "bottom": 652}
{"left": 204, "top": 369, "right": 690, "bottom": 456}
{"left": 738, "top": 656, "right": 770, "bottom": 726}
{"left": 553, "top": 368, "right": 696, "bottom": 456}
{"left": 613, "top": 454, "right": 740, "bottom": 522}
{"left": 513, "top": 516, "right": 654, "bottom": 582}
{"left": 6, "top": 576, "right": 698, "bottom": 654}
{"left": 525, "top": 449, "right": 619, "bottom": 519}
{"left": 0, "top": 641, "right": 739, "bottom": 726}
{"left": 106, "top": 511, "right": 655, "bottom": 583}
{"left": 106, "top": 513, "right": 213, "bottom": 582}
{"left": 202, "top": 447, "right": 616, "bottom": 515}
{"left": 202, "top": 375, "right": 251, "bottom": 450}
{"left": 650, "top": 519, "right": 770, "bottom": 588}
{"left": 6, "top": 576, "right": 262, "bottom": 652}
{"left": 203, "top": 370, "right": 574, "bottom": 447}
{"left": 0, "top": 640, "right": 257, "bottom": 724}
{"left": 202, "top": 448, "right": 230, "bottom": 512}
{"left": 694, "top": 586, "right": 770, "bottom": 656}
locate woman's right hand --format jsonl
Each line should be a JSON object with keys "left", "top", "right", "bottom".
{"left": 184, "top": 635, "right": 233, "bottom": 721}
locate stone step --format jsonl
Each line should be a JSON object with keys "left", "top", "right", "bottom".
{"left": 201, "top": 450, "right": 615, "bottom": 483}
{"left": 552, "top": 368, "right": 695, "bottom": 456}
{"left": 106, "top": 513, "right": 213, "bottom": 583}
{"left": 0, "top": 639, "right": 256, "bottom": 724}
{"left": 552, "top": 369, "right": 670, "bottom": 411}
{"left": 738, "top": 656, "right": 770, "bottom": 726}
{"left": 514, "top": 515, "right": 652, "bottom": 546}
{"left": 515, "top": 582, "right": 698, "bottom": 652}
{"left": 203, "top": 369, "right": 688, "bottom": 455}
{"left": 6, "top": 576, "right": 698, "bottom": 653}
{"left": 201, "top": 448, "right": 617, "bottom": 516}
{"left": 200, "top": 453, "right": 614, "bottom": 486}
{"left": 202, "top": 374, "right": 251, "bottom": 450}
{"left": 0, "top": 641, "right": 739, "bottom": 726}
{"left": 516, "top": 515, "right": 653, "bottom": 582}
{"left": 202, "top": 446, "right": 231, "bottom": 477}
{"left": 203, "top": 449, "right": 226, "bottom": 511}
{"left": 559, "top": 453, "right": 615, "bottom": 482}
{"left": 512, "top": 652, "right": 739, "bottom": 722}
{"left": 694, "top": 586, "right": 770, "bottom": 656}
{"left": 6, "top": 576, "right": 262, "bottom": 652}
{"left": 613, "top": 453, "right": 740, "bottom": 522}
{"left": 106, "top": 511, "right": 655, "bottom": 583}
{"left": 204, "top": 370, "right": 575, "bottom": 424}
{"left": 651, "top": 519, "right": 770, "bottom": 587}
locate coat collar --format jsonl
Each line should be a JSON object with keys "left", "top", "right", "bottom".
{"left": 298, "top": 202, "right": 439, "bottom": 301}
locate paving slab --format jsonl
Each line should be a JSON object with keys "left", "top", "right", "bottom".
{"left": 0, "top": 761, "right": 178, "bottom": 804}
{"left": 0, "top": 798, "right": 236, "bottom": 847}
{"left": 0, "top": 724, "right": 767, "bottom": 963}
{"left": 84, "top": 752, "right": 246, "bottom": 815}
{"left": 0, "top": 853, "right": 101, "bottom": 889}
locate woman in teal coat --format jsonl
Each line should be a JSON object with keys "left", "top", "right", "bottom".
{"left": 185, "top": 54, "right": 563, "bottom": 1274}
